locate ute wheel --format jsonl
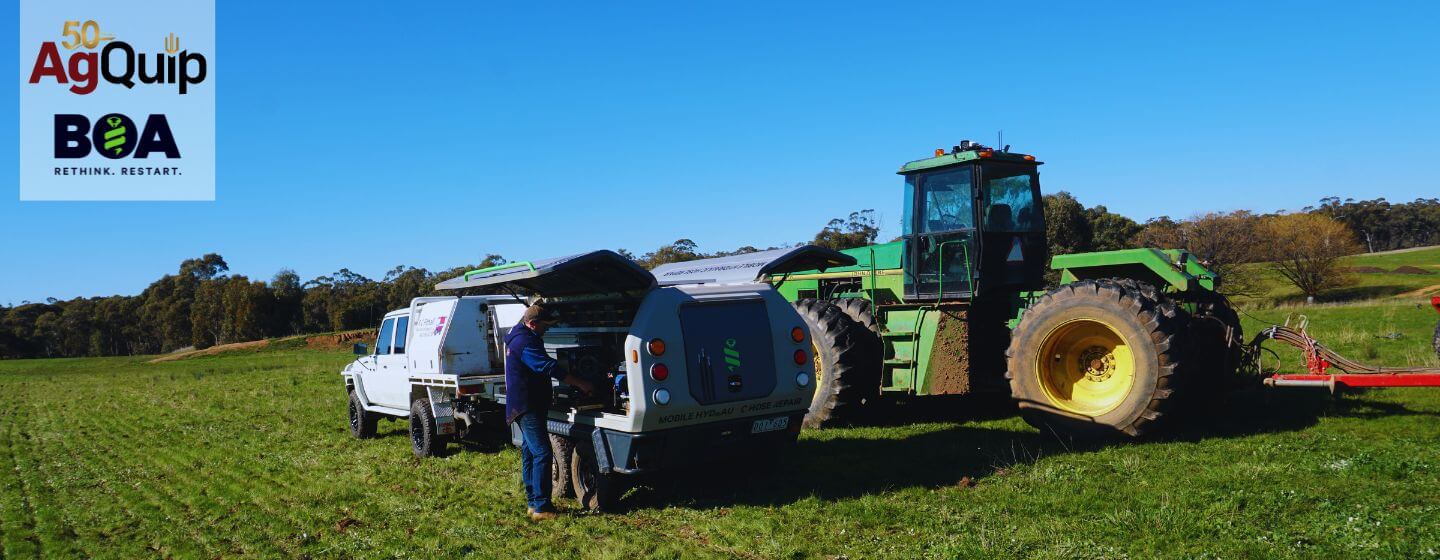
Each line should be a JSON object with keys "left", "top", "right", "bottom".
{"left": 793, "top": 299, "right": 880, "bottom": 428}
{"left": 570, "top": 441, "right": 621, "bottom": 512}
{"left": 550, "top": 435, "right": 576, "bottom": 500}
{"left": 348, "top": 390, "right": 378, "bottom": 439}
{"left": 1007, "top": 279, "right": 1185, "bottom": 438}
{"left": 409, "top": 398, "right": 450, "bottom": 458}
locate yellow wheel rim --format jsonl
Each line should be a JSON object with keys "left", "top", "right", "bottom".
{"left": 811, "top": 340, "right": 825, "bottom": 392}
{"left": 1034, "top": 318, "right": 1136, "bottom": 416}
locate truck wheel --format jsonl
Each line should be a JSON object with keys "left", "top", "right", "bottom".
{"left": 570, "top": 442, "right": 621, "bottom": 512}
{"left": 348, "top": 390, "right": 378, "bottom": 439}
{"left": 550, "top": 435, "right": 576, "bottom": 500}
{"left": 792, "top": 299, "right": 880, "bottom": 429}
{"left": 409, "top": 398, "right": 449, "bottom": 458}
{"left": 1006, "top": 280, "right": 1185, "bottom": 438}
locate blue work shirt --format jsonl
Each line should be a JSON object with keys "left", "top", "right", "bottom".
{"left": 504, "top": 323, "right": 564, "bottom": 423}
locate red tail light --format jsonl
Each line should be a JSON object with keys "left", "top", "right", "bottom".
{"left": 650, "top": 363, "right": 669, "bottom": 381}
{"left": 793, "top": 349, "right": 808, "bottom": 365}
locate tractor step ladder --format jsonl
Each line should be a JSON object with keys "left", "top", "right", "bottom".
{"left": 878, "top": 308, "right": 925, "bottom": 392}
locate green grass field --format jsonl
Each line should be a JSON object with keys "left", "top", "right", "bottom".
{"left": 2, "top": 302, "right": 1438, "bottom": 559}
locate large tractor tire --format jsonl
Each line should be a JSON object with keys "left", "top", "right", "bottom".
{"left": 792, "top": 299, "right": 880, "bottom": 428}
{"left": 830, "top": 298, "right": 881, "bottom": 334}
{"left": 1187, "top": 291, "right": 1245, "bottom": 391}
{"left": 1006, "top": 279, "right": 1186, "bottom": 438}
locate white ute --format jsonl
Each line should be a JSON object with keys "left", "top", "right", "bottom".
{"left": 340, "top": 246, "right": 855, "bottom": 510}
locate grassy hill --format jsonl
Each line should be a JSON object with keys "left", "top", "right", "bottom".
{"left": 1239, "top": 246, "right": 1440, "bottom": 306}
{"left": 2, "top": 301, "right": 1437, "bottom": 558}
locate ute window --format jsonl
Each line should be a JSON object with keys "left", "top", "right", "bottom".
{"left": 393, "top": 317, "right": 408, "bottom": 354}
{"left": 983, "top": 167, "right": 1040, "bottom": 232}
{"left": 919, "top": 168, "right": 975, "bottom": 233}
{"left": 376, "top": 318, "right": 395, "bottom": 355}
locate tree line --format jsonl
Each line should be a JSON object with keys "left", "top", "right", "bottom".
{"left": 1044, "top": 195, "right": 1439, "bottom": 298}
{"left": 4, "top": 197, "right": 1433, "bottom": 359}
{"left": 0, "top": 213, "right": 883, "bottom": 360}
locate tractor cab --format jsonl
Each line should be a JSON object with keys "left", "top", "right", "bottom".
{"left": 898, "top": 141, "right": 1047, "bottom": 300}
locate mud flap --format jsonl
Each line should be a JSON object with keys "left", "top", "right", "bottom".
{"left": 425, "top": 386, "right": 457, "bottom": 436}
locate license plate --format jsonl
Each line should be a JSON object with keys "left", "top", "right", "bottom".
{"left": 750, "top": 416, "right": 789, "bottom": 434}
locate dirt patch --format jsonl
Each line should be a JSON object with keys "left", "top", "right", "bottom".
{"left": 926, "top": 309, "right": 971, "bottom": 395}
{"left": 148, "top": 339, "right": 270, "bottom": 363}
{"left": 306, "top": 329, "right": 377, "bottom": 351}
{"left": 1395, "top": 284, "right": 1440, "bottom": 298}
{"left": 1392, "top": 265, "right": 1434, "bottom": 275}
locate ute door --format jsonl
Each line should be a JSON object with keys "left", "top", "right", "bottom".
{"left": 903, "top": 166, "right": 978, "bottom": 300}
{"left": 372, "top": 316, "right": 410, "bottom": 407}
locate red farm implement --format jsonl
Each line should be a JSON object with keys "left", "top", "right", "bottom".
{"left": 1258, "top": 301, "right": 1440, "bottom": 392}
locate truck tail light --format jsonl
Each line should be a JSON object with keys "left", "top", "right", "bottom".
{"left": 650, "top": 363, "right": 669, "bottom": 381}
{"left": 793, "top": 349, "right": 808, "bottom": 365}
{"left": 790, "top": 327, "right": 805, "bottom": 343}
{"left": 648, "top": 338, "right": 666, "bottom": 357}
{"left": 653, "top": 388, "right": 671, "bottom": 406}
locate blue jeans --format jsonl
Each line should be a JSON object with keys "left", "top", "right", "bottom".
{"left": 514, "top": 412, "right": 553, "bottom": 512}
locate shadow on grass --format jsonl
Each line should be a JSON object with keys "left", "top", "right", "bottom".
{"left": 612, "top": 388, "right": 1373, "bottom": 511}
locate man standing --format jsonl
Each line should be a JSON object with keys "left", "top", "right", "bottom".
{"left": 504, "top": 302, "right": 593, "bottom": 521}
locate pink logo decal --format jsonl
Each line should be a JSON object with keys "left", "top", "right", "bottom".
{"left": 434, "top": 316, "right": 446, "bottom": 335}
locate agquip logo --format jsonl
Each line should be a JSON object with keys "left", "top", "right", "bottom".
{"left": 27, "top": 21, "right": 209, "bottom": 95}
{"left": 19, "top": 0, "right": 215, "bottom": 201}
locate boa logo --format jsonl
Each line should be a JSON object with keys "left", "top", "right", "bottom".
{"left": 53, "top": 113, "right": 180, "bottom": 159}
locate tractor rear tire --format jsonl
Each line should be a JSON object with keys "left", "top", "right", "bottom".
{"left": 831, "top": 298, "right": 881, "bottom": 334}
{"left": 1006, "top": 279, "right": 1185, "bottom": 438}
{"left": 409, "top": 398, "right": 450, "bottom": 458}
{"left": 793, "top": 299, "right": 880, "bottom": 429}
{"left": 348, "top": 390, "right": 378, "bottom": 439}
{"left": 1187, "top": 292, "right": 1245, "bottom": 391}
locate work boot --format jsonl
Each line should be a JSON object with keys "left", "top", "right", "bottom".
{"left": 529, "top": 510, "right": 559, "bottom": 522}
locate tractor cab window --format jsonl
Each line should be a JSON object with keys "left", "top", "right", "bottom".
{"left": 982, "top": 165, "right": 1041, "bottom": 232}
{"left": 903, "top": 166, "right": 978, "bottom": 300}
{"left": 920, "top": 168, "right": 974, "bottom": 232}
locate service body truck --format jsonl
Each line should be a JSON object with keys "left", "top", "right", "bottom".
{"left": 341, "top": 246, "right": 855, "bottom": 510}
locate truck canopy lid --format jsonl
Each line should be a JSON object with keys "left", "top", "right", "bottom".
{"left": 651, "top": 245, "right": 857, "bottom": 286}
{"left": 434, "top": 250, "right": 657, "bottom": 296}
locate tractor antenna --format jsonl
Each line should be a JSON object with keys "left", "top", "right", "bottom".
{"left": 998, "top": 130, "right": 1004, "bottom": 151}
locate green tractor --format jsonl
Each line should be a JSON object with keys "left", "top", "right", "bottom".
{"left": 770, "top": 141, "right": 1243, "bottom": 437}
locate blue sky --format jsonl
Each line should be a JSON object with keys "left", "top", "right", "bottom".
{"left": 4, "top": 1, "right": 1438, "bottom": 304}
